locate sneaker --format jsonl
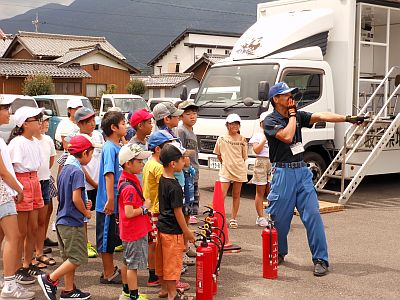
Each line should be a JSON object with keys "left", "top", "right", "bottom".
{"left": 44, "top": 238, "right": 58, "bottom": 247}
{"left": 38, "top": 274, "right": 57, "bottom": 300}
{"left": 51, "top": 222, "right": 56, "bottom": 232}
{"left": 114, "top": 244, "right": 123, "bottom": 252}
{"left": 60, "top": 288, "right": 90, "bottom": 300}
{"left": 43, "top": 247, "right": 52, "bottom": 254}
{"left": 278, "top": 254, "right": 285, "bottom": 265}
{"left": 256, "top": 217, "right": 268, "bottom": 227}
{"left": 313, "top": 260, "right": 329, "bottom": 277}
{"left": 99, "top": 266, "right": 122, "bottom": 284}
{"left": 15, "top": 268, "right": 35, "bottom": 285}
{"left": 118, "top": 293, "right": 148, "bottom": 300}
{"left": 181, "top": 264, "right": 188, "bottom": 275}
{"left": 189, "top": 216, "right": 198, "bottom": 224}
{"left": 183, "top": 254, "right": 195, "bottom": 266}
{"left": 147, "top": 279, "right": 160, "bottom": 287}
{"left": 27, "top": 264, "right": 45, "bottom": 276}
{"left": 176, "top": 280, "right": 190, "bottom": 291}
{"left": 0, "top": 276, "right": 3, "bottom": 289}
{"left": 87, "top": 242, "right": 98, "bottom": 258}
{"left": 1, "top": 283, "right": 35, "bottom": 299}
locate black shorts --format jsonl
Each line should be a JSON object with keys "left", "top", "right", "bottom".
{"left": 96, "top": 212, "right": 121, "bottom": 254}
{"left": 87, "top": 189, "right": 97, "bottom": 211}
{"left": 40, "top": 180, "right": 51, "bottom": 205}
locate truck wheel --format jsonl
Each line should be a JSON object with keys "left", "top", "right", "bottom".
{"left": 304, "top": 151, "right": 326, "bottom": 184}
{"left": 55, "top": 140, "right": 63, "bottom": 151}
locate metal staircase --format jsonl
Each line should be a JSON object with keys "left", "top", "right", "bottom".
{"left": 316, "top": 66, "right": 400, "bottom": 204}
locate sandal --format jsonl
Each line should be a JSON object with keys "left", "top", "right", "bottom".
{"left": 229, "top": 219, "right": 238, "bottom": 229}
{"left": 158, "top": 291, "right": 168, "bottom": 298}
{"left": 36, "top": 254, "right": 56, "bottom": 266}
{"left": 174, "top": 289, "right": 194, "bottom": 300}
{"left": 31, "top": 259, "right": 47, "bottom": 269}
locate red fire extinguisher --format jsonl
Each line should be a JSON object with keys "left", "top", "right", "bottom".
{"left": 196, "top": 231, "right": 214, "bottom": 300}
{"left": 262, "top": 215, "right": 278, "bottom": 279}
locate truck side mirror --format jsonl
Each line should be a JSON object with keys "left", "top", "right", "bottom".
{"left": 243, "top": 97, "right": 254, "bottom": 107}
{"left": 258, "top": 81, "right": 269, "bottom": 102}
{"left": 180, "top": 85, "right": 188, "bottom": 100}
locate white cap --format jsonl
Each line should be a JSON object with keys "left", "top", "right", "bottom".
{"left": 226, "top": 113, "right": 241, "bottom": 123}
{"left": 0, "top": 94, "right": 16, "bottom": 105}
{"left": 259, "top": 111, "right": 269, "bottom": 122}
{"left": 67, "top": 98, "right": 83, "bottom": 109}
{"left": 14, "top": 106, "right": 44, "bottom": 127}
{"left": 119, "top": 143, "right": 152, "bottom": 165}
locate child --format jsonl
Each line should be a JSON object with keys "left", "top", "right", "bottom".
{"left": 118, "top": 143, "right": 152, "bottom": 300}
{"left": 38, "top": 135, "right": 94, "bottom": 300}
{"left": 0, "top": 97, "right": 35, "bottom": 299}
{"left": 213, "top": 113, "right": 248, "bottom": 229}
{"left": 8, "top": 106, "right": 46, "bottom": 282}
{"left": 96, "top": 110, "right": 127, "bottom": 284}
{"left": 75, "top": 107, "right": 105, "bottom": 258}
{"left": 177, "top": 101, "right": 200, "bottom": 224}
{"left": 128, "top": 108, "right": 153, "bottom": 185}
{"left": 142, "top": 130, "right": 180, "bottom": 288}
{"left": 249, "top": 112, "right": 271, "bottom": 227}
{"left": 156, "top": 143, "right": 195, "bottom": 300}
{"left": 152, "top": 102, "right": 183, "bottom": 137}
{"left": 34, "top": 114, "right": 57, "bottom": 268}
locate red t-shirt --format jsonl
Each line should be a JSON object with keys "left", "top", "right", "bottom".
{"left": 118, "top": 170, "right": 152, "bottom": 242}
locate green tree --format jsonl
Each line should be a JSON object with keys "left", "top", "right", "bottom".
{"left": 101, "top": 84, "right": 117, "bottom": 95}
{"left": 126, "top": 79, "right": 146, "bottom": 95}
{"left": 22, "top": 74, "right": 54, "bottom": 96}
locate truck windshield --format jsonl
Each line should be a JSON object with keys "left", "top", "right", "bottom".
{"left": 114, "top": 98, "right": 148, "bottom": 113}
{"left": 196, "top": 64, "right": 278, "bottom": 107}
{"left": 56, "top": 98, "right": 94, "bottom": 117}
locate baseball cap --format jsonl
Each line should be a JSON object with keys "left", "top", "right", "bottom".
{"left": 119, "top": 143, "right": 152, "bottom": 165}
{"left": 259, "top": 111, "right": 269, "bottom": 122}
{"left": 67, "top": 134, "right": 99, "bottom": 154}
{"left": 42, "top": 114, "right": 51, "bottom": 121}
{"left": 160, "top": 143, "right": 184, "bottom": 166}
{"left": 226, "top": 113, "right": 241, "bottom": 123}
{"left": 130, "top": 109, "right": 153, "bottom": 127}
{"left": 0, "top": 94, "right": 16, "bottom": 105}
{"left": 152, "top": 102, "right": 183, "bottom": 121}
{"left": 67, "top": 98, "right": 83, "bottom": 109}
{"left": 75, "top": 107, "right": 95, "bottom": 123}
{"left": 178, "top": 100, "right": 198, "bottom": 111}
{"left": 148, "top": 130, "right": 178, "bottom": 150}
{"left": 14, "top": 106, "right": 45, "bottom": 127}
{"left": 268, "top": 82, "right": 298, "bottom": 99}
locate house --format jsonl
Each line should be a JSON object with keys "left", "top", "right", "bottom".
{"left": 130, "top": 73, "right": 198, "bottom": 100}
{"left": 1, "top": 31, "right": 140, "bottom": 98}
{"left": 0, "top": 28, "right": 12, "bottom": 57}
{"left": 185, "top": 53, "right": 228, "bottom": 81}
{"left": 148, "top": 28, "right": 241, "bottom": 75}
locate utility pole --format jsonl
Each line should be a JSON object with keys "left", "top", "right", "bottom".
{"left": 32, "top": 13, "right": 40, "bottom": 32}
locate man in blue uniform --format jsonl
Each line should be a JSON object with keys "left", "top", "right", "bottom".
{"left": 264, "top": 82, "right": 365, "bottom": 276}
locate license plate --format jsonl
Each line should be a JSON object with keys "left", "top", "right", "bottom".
{"left": 209, "top": 157, "right": 221, "bottom": 170}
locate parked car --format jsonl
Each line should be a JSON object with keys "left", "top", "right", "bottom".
{"left": 0, "top": 95, "right": 38, "bottom": 142}
{"left": 148, "top": 97, "right": 182, "bottom": 111}
{"left": 34, "top": 95, "right": 99, "bottom": 150}
{"left": 99, "top": 94, "right": 149, "bottom": 119}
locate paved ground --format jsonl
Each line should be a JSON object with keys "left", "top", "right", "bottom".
{"left": 17, "top": 166, "right": 400, "bottom": 299}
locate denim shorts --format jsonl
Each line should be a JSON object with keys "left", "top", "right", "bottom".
{"left": 0, "top": 201, "right": 17, "bottom": 219}
{"left": 40, "top": 180, "right": 51, "bottom": 205}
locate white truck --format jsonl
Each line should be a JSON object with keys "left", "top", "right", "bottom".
{"left": 193, "top": 0, "right": 400, "bottom": 200}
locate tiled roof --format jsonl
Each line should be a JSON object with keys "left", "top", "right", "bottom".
{"left": 54, "top": 46, "right": 95, "bottom": 63}
{"left": 0, "top": 59, "right": 91, "bottom": 78}
{"left": 7, "top": 31, "right": 125, "bottom": 60}
{"left": 131, "top": 73, "right": 194, "bottom": 88}
{"left": 185, "top": 53, "right": 228, "bottom": 73}
{"left": 0, "top": 39, "right": 12, "bottom": 57}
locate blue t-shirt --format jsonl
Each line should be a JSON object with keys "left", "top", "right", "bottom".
{"left": 96, "top": 141, "right": 122, "bottom": 213}
{"left": 56, "top": 164, "right": 86, "bottom": 227}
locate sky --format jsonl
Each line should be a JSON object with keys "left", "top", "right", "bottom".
{"left": 0, "top": 0, "right": 74, "bottom": 20}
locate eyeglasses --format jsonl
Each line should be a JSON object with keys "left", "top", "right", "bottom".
{"left": 25, "top": 118, "right": 43, "bottom": 124}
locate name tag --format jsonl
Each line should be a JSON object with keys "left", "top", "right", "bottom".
{"left": 290, "top": 142, "right": 304, "bottom": 155}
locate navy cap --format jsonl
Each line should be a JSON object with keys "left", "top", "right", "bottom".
{"left": 268, "top": 82, "right": 298, "bottom": 99}
{"left": 148, "top": 130, "right": 178, "bottom": 150}
{"left": 75, "top": 107, "right": 95, "bottom": 123}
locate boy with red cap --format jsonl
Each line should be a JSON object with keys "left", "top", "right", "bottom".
{"left": 38, "top": 135, "right": 97, "bottom": 300}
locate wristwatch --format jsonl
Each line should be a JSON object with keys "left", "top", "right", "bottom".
{"left": 141, "top": 206, "right": 149, "bottom": 215}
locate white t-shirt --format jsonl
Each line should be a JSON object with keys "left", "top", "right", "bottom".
{"left": 249, "top": 132, "right": 269, "bottom": 158}
{"left": 8, "top": 136, "right": 42, "bottom": 173}
{"left": 83, "top": 130, "right": 105, "bottom": 190}
{"left": 37, "top": 134, "right": 56, "bottom": 181}
{"left": 55, "top": 118, "right": 79, "bottom": 142}
{"left": 0, "top": 137, "right": 22, "bottom": 197}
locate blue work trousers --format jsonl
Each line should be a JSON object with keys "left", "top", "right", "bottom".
{"left": 266, "top": 166, "right": 329, "bottom": 264}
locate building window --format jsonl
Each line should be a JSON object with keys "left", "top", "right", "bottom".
{"left": 157, "top": 66, "right": 162, "bottom": 74}
{"left": 55, "top": 82, "right": 82, "bottom": 94}
{"left": 207, "top": 49, "right": 212, "bottom": 54}
{"left": 225, "top": 49, "right": 231, "bottom": 55}
{"left": 86, "top": 83, "right": 107, "bottom": 98}
{"left": 175, "top": 63, "right": 180, "bottom": 73}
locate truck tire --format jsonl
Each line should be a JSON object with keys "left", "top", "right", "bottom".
{"left": 304, "top": 151, "right": 326, "bottom": 184}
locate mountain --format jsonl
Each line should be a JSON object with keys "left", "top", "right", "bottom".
{"left": 0, "top": 0, "right": 268, "bottom": 70}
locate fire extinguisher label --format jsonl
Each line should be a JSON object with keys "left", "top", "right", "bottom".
{"left": 197, "top": 261, "right": 203, "bottom": 293}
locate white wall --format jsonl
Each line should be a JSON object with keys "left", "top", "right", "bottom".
{"left": 77, "top": 53, "right": 128, "bottom": 71}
